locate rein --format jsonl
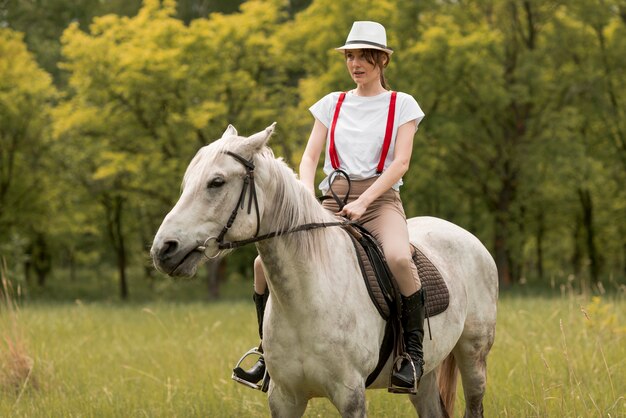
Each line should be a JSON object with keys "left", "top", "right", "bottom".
{"left": 214, "top": 220, "right": 352, "bottom": 250}
{"left": 197, "top": 151, "right": 353, "bottom": 257}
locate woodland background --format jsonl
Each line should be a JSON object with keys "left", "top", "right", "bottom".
{"left": 1, "top": 0, "right": 625, "bottom": 300}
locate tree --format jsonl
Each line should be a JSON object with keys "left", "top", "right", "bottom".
{"left": 4, "top": 0, "right": 625, "bottom": 298}
{"left": 0, "top": 28, "right": 57, "bottom": 281}
{"left": 54, "top": 0, "right": 289, "bottom": 298}
{"left": 396, "top": 0, "right": 626, "bottom": 286}
{"left": 0, "top": 0, "right": 143, "bottom": 84}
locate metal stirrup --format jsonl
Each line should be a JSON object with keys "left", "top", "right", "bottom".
{"left": 231, "top": 347, "right": 270, "bottom": 392}
{"left": 388, "top": 354, "right": 423, "bottom": 394}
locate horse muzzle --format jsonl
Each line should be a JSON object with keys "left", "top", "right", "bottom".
{"left": 151, "top": 238, "right": 206, "bottom": 277}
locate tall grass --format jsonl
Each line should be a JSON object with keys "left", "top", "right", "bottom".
{"left": 0, "top": 260, "right": 36, "bottom": 400}
{"left": 487, "top": 292, "right": 625, "bottom": 417}
{"left": 0, "top": 290, "right": 623, "bottom": 417}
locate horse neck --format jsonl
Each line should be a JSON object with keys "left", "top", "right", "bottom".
{"left": 257, "top": 155, "right": 335, "bottom": 238}
{"left": 255, "top": 157, "right": 353, "bottom": 308}
{"left": 256, "top": 229, "right": 351, "bottom": 308}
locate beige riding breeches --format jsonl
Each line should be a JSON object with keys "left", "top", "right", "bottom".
{"left": 322, "top": 177, "right": 421, "bottom": 295}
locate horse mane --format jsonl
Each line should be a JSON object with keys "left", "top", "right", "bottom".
{"left": 254, "top": 147, "right": 340, "bottom": 262}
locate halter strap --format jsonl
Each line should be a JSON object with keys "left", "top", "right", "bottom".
{"left": 215, "top": 151, "right": 260, "bottom": 244}
{"left": 328, "top": 91, "right": 397, "bottom": 174}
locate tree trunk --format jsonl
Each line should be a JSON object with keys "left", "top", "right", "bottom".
{"left": 623, "top": 239, "right": 626, "bottom": 279}
{"left": 69, "top": 249, "right": 76, "bottom": 282}
{"left": 24, "top": 253, "right": 32, "bottom": 285}
{"left": 494, "top": 212, "right": 511, "bottom": 287}
{"left": 136, "top": 207, "right": 156, "bottom": 287}
{"left": 114, "top": 198, "right": 128, "bottom": 300}
{"left": 493, "top": 167, "right": 516, "bottom": 287}
{"left": 103, "top": 194, "right": 129, "bottom": 300}
{"left": 206, "top": 259, "right": 221, "bottom": 300}
{"left": 578, "top": 188, "right": 600, "bottom": 284}
{"left": 33, "top": 232, "right": 51, "bottom": 287}
{"left": 571, "top": 214, "right": 583, "bottom": 276}
{"left": 535, "top": 210, "right": 545, "bottom": 280}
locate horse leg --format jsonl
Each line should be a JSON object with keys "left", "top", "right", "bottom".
{"left": 409, "top": 370, "right": 447, "bottom": 418}
{"left": 453, "top": 336, "right": 493, "bottom": 418}
{"left": 267, "top": 385, "right": 308, "bottom": 418}
{"left": 328, "top": 385, "right": 367, "bottom": 418}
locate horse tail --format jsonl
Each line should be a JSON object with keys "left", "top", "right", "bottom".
{"left": 437, "top": 353, "right": 458, "bottom": 418}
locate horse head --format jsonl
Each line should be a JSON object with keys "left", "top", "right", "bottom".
{"left": 150, "top": 123, "right": 276, "bottom": 277}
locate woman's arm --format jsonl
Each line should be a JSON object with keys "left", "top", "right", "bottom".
{"left": 299, "top": 119, "right": 328, "bottom": 195}
{"left": 338, "top": 120, "right": 417, "bottom": 220}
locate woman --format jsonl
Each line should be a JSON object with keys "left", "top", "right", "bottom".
{"left": 233, "top": 21, "right": 426, "bottom": 392}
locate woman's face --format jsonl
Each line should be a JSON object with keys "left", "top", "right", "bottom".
{"left": 345, "top": 49, "right": 381, "bottom": 86}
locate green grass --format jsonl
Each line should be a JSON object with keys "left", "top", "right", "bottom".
{"left": 1, "top": 293, "right": 624, "bottom": 417}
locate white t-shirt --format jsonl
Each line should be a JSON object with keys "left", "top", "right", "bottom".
{"left": 309, "top": 90, "right": 425, "bottom": 193}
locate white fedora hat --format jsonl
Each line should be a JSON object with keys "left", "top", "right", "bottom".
{"left": 335, "top": 21, "right": 393, "bottom": 55}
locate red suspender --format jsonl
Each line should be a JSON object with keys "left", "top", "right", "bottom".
{"left": 377, "top": 91, "right": 397, "bottom": 173}
{"left": 329, "top": 92, "right": 346, "bottom": 170}
{"left": 328, "top": 91, "right": 397, "bottom": 173}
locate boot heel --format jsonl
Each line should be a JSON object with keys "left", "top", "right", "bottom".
{"left": 232, "top": 346, "right": 270, "bottom": 391}
{"left": 232, "top": 291, "right": 270, "bottom": 391}
{"left": 388, "top": 353, "right": 419, "bottom": 394}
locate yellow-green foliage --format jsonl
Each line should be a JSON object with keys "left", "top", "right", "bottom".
{"left": 0, "top": 293, "right": 623, "bottom": 417}
{"left": 2, "top": 0, "right": 626, "bottom": 288}
{"left": 583, "top": 296, "right": 626, "bottom": 335}
{"left": 0, "top": 28, "right": 57, "bottom": 232}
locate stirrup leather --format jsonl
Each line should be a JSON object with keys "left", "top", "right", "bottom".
{"left": 388, "top": 353, "right": 422, "bottom": 394}
{"left": 231, "top": 347, "right": 270, "bottom": 392}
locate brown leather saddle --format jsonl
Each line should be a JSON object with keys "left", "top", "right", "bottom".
{"left": 342, "top": 223, "right": 449, "bottom": 386}
{"left": 344, "top": 223, "right": 449, "bottom": 320}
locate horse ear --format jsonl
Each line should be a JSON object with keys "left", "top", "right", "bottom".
{"left": 222, "top": 124, "right": 238, "bottom": 138}
{"left": 246, "top": 122, "right": 276, "bottom": 152}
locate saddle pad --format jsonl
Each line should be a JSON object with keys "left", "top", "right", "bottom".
{"left": 347, "top": 229, "right": 451, "bottom": 388}
{"left": 349, "top": 231, "right": 449, "bottom": 319}
{"left": 351, "top": 234, "right": 392, "bottom": 319}
{"left": 411, "top": 245, "right": 449, "bottom": 317}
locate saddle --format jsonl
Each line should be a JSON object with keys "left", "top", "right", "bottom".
{"left": 342, "top": 223, "right": 449, "bottom": 387}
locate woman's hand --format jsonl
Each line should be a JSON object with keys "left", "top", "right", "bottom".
{"left": 340, "top": 120, "right": 416, "bottom": 220}
{"left": 337, "top": 197, "right": 370, "bottom": 221}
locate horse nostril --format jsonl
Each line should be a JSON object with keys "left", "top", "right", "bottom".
{"left": 159, "top": 240, "right": 179, "bottom": 260}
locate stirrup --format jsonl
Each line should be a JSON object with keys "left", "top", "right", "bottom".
{"left": 231, "top": 347, "right": 270, "bottom": 392}
{"left": 388, "top": 353, "right": 419, "bottom": 394}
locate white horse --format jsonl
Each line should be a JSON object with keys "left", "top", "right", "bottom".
{"left": 151, "top": 124, "right": 498, "bottom": 418}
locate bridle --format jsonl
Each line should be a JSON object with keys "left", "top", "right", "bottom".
{"left": 197, "top": 151, "right": 351, "bottom": 259}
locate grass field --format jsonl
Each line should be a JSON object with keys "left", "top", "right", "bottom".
{"left": 1, "top": 287, "right": 625, "bottom": 417}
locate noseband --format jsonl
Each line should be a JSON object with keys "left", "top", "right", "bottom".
{"left": 197, "top": 151, "right": 352, "bottom": 258}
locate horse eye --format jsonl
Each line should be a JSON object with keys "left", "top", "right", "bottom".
{"left": 207, "top": 177, "right": 225, "bottom": 189}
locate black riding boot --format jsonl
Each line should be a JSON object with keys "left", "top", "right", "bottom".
{"left": 232, "top": 291, "right": 268, "bottom": 385}
{"left": 390, "top": 288, "right": 426, "bottom": 391}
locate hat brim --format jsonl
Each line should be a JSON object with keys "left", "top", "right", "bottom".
{"left": 335, "top": 44, "right": 393, "bottom": 55}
